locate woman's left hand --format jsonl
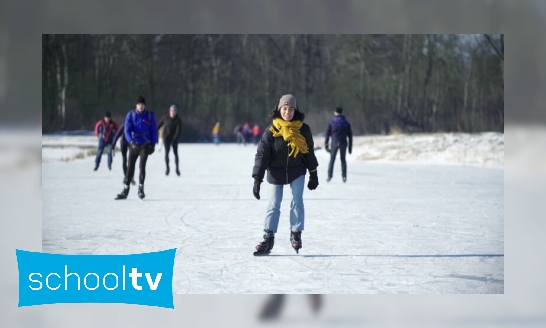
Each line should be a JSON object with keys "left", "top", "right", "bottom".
{"left": 308, "top": 171, "right": 319, "bottom": 190}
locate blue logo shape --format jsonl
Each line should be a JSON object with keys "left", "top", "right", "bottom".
{"left": 16, "top": 248, "right": 176, "bottom": 308}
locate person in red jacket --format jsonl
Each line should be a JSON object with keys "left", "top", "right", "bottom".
{"left": 251, "top": 123, "right": 262, "bottom": 145}
{"left": 94, "top": 112, "right": 119, "bottom": 171}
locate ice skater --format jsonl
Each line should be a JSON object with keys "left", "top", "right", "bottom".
{"left": 325, "top": 107, "right": 353, "bottom": 183}
{"left": 112, "top": 123, "right": 135, "bottom": 185}
{"left": 93, "top": 112, "right": 119, "bottom": 171}
{"left": 156, "top": 104, "right": 182, "bottom": 176}
{"left": 252, "top": 94, "right": 319, "bottom": 256}
{"left": 212, "top": 122, "right": 221, "bottom": 145}
{"left": 251, "top": 123, "right": 262, "bottom": 145}
{"left": 233, "top": 124, "right": 246, "bottom": 145}
{"left": 242, "top": 122, "right": 251, "bottom": 144}
{"left": 115, "top": 96, "right": 158, "bottom": 200}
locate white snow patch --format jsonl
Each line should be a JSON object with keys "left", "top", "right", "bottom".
{"left": 315, "top": 132, "right": 503, "bottom": 169}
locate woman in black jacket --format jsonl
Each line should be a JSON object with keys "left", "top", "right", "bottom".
{"left": 156, "top": 105, "right": 182, "bottom": 176}
{"left": 252, "top": 94, "right": 319, "bottom": 256}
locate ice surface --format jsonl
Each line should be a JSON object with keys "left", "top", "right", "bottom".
{"left": 42, "top": 134, "right": 503, "bottom": 294}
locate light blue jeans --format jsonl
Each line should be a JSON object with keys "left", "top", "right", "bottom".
{"left": 264, "top": 174, "right": 305, "bottom": 233}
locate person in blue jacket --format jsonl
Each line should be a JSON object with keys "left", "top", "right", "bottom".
{"left": 115, "top": 96, "right": 158, "bottom": 200}
{"left": 325, "top": 107, "right": 353, "bottom": 183}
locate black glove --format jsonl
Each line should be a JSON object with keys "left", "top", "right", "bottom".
{"left": 130, "top": 141, "right": 138, "bottom": 150}
{"left": 325, "top": 144, "right": 330, "bottom": 153}
{"left": 308, "top": 171, "right": 319, "bottom": 190}
{"left": 253, "top": 178, "right": 262, "bottom": 200}
{"left": 348, "top": 144, "right": 352, "bottom": 154}
{"left": 147, "top": 144, "right": 155, "bottom": 155}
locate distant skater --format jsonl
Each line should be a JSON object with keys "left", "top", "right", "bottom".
{"left": 212, "top": 122, "right": 221, "bottom": 145}
{"left": 325, "top": 107, "right": 353, "bottom": 182}
{"left": 251, "top": 123, "right": 262, "bottom": 145}
{"left": 93, "top": 112, "right": 119, "bottom": 171}
{"left": 156, "top": 105, "right": 182, "bottom": 176}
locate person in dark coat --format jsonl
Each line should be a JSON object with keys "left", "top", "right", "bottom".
{"left": 233, "top": 124, "right": 246, "bottom": 145}
{"left": 325, "top": 107, "right": 353, "bottom": 183}
{"left": 252, "top": 94, "right": 319, "bottom": 255}
{"left": 112, "top": 123, "right": 135, "bottom": 185}
{"left": 156, "top": 105, "right": 182, "bottom": 176}
{"left": 242, "top": 122, "right": 251, "bottom": 144}
{"left": 115, "top": 96, "right": 158, "bottom": 200}
{"left": 93, "top": 112, "right": 119, "bottom": 171}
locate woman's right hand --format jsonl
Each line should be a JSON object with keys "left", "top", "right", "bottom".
{"left": 253, "top": 178, "right": 262, "bottom": 200}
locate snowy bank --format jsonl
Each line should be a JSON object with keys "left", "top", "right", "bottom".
{"left": 315, "top": 132, "right": 503, "bottom": 169}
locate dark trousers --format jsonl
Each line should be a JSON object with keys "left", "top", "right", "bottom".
{"left": 120, "top": 141, "right": 128, "bottom": 176}
{"left": 95, "top": 140, "right": 113, "bottom": 168}
{"left": 164, "top": 138, "right": 179, "bottom": 170}
{"left": 236, "top": 132, "right": 246, "bottom": 145}
{"left": 124, "top": 144, "right": 149, "bottom": 186}
{"left": 328, "top": 143, "right": 347, "bottom": 179}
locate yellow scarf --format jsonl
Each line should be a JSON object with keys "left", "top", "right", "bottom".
{"left": 270, "top": 118, "right": 309, "bottom": 158}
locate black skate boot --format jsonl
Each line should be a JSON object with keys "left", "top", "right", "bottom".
{"left": 165, "top": 167, "right": 170, "bottom": 176}
{"left": 138, "top": 184, "right": 145, "bottom": 200}
{"left": 115, "top": 184, "right": 130, "bottom": 200}
{"left": 290, "top": 231, "right": 302, "bottom": 254}
{"left": 253, "top": 231, "right": 275, "bottom": 256}
{"left": 176, "top": 167, "right": 180, "bottom": 176}
{"left": 342, "top": 176, "right": 347, "bottom": 183}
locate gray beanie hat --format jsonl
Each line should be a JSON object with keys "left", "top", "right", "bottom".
{"left": 278, "top": 94, "right": 297, "bottom": 109}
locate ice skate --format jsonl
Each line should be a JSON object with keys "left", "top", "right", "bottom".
{"left": 253, "top": 231, "right": 275, "bottom": 256}
{"left": 138, "top": 184, "right": 145, "bottom": 200}
{"left": 115, "top": 184, "right": 130, "bottom": 200}
{"left": 290, "top": 231, "right": 302, "bottom": 254}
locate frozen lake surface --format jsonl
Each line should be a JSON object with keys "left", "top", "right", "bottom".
{"left": 42, "top": 134, "right": 503, "bottom": 294}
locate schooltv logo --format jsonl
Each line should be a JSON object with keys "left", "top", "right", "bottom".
{"left": 16, "top": 248, "right": 176, "bottom": 308}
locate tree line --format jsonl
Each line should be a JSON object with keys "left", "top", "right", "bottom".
{"left": 42, "top": 34, "right": 503, "bottom": 141}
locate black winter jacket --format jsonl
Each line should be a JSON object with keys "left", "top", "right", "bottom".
{"left": 252, "top": 121, "right": 319, "bottom": 185}
{"left": 157, "top": 114, "right": 182, "bottom": 141}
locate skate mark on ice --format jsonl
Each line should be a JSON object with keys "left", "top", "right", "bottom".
{"left": 447, "top": 274, "right": 503, "bottom": 284}
{"left": 173, "top": 248, "right": 192, "bottom": 294}
{"left": 179, "top": 208, "right": 214, "bottom": 244}
{"left": 89, "top": 230, "right": 153, "bottom": 254}
{"left": 164, "top": 208, "right": 191, "bottom": 232}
